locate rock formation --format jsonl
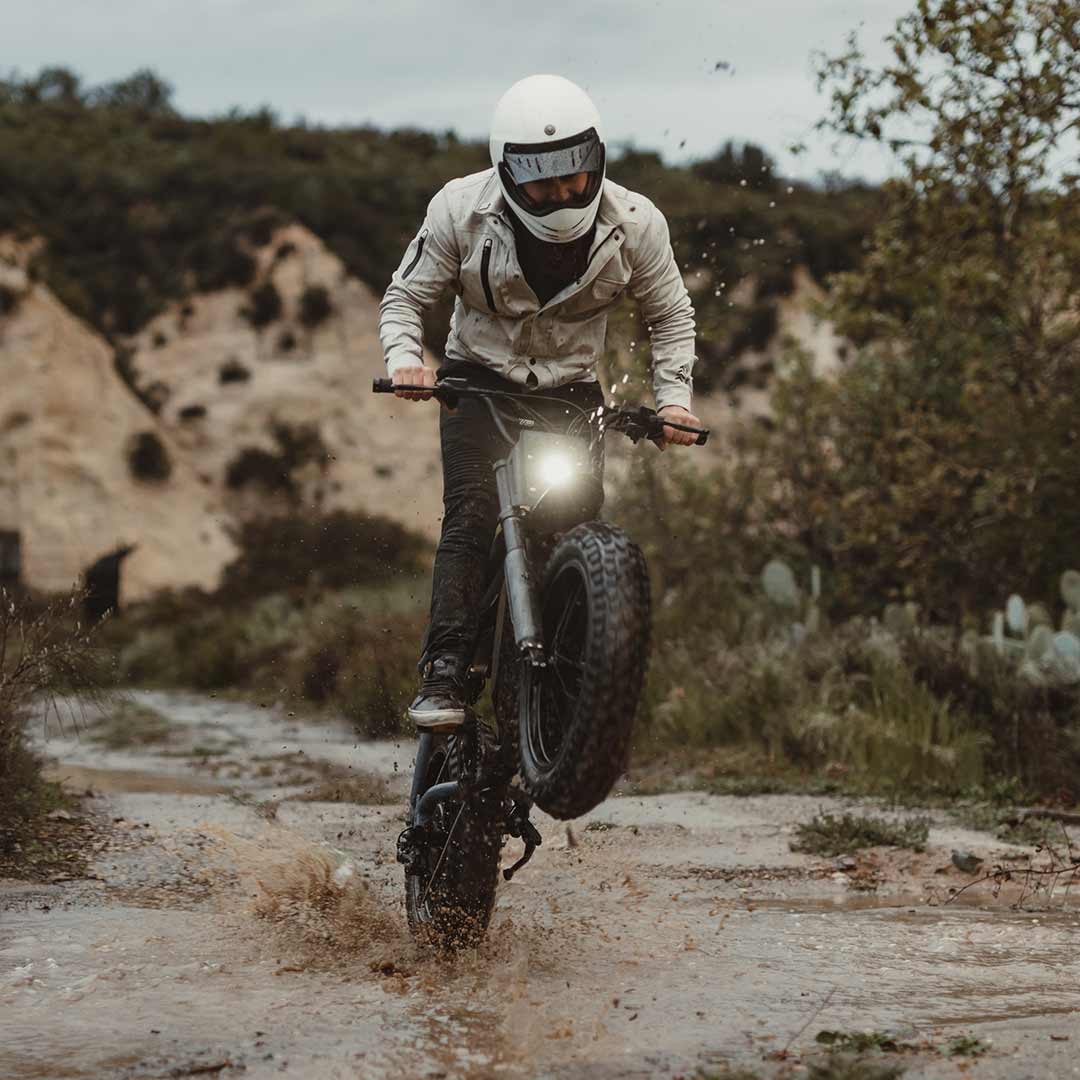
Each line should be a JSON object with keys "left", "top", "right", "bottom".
{"left": 0, "top": 240, "right": 237, "bottom": 602}
{"left": 124, "top": 224, "right": 444, "bottom": 540}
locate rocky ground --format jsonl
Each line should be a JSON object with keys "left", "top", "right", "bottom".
{"left": 3, "top": 691, "right": 1079, "bottom": 1079}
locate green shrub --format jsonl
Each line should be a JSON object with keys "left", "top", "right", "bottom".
{"left": 127, "top": 430, "right": 172, "bottom": 482}
{"left": 219, "top": 509, "right": 429, "bottom": 601}
{"left": 223, "top": 421, "right": 328, "bottom": 501}
{"left": 298, "top": 283, "right": 332, "bottom": 329}
{"left": 792, "top": 811, "right": 930, "bottom": 856}
{"left": 241, "top": 281, "right": 282, "bottom": 329}
{"left": 0, "top": 65, "right": 877, "bottom": 352}
{"left": 0, "top": 590, "right": 110, "bottom": 853}
{"left": 0, "top": 282, "right": 18, "bottom": 315}
{"left": 218, "top": 358, "right": 251, "bottom": 384}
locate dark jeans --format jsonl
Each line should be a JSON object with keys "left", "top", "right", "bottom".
{"left": 419, "top": 362, "right": 605, "bottom": 672}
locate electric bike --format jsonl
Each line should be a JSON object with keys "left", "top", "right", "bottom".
{"left": 372, "top": 375, "right": 707, "bottom": 947}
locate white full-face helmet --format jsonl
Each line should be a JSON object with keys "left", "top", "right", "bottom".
{"left": 489, "top": 74, "right": 606, "bottom": 244}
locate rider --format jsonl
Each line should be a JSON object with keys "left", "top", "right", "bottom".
{"left": 379, "top": 74, "right": 700, "bottom": 731}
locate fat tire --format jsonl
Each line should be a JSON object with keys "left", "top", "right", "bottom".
{"left": 518, "top": 522, "right": 651, "bottom": 819}
{"left": 404, "top": 732, "right": 503, "bottom": 949}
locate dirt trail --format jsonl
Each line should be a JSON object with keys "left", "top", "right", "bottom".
{"left": 3, "top": 692, "right": 1080, "bottom": 1079}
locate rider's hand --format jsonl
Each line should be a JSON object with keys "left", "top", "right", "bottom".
{"left": 657, "top": 405, "right": 702, "bottom": 449}
{"left": 392, "top": 365, "right": 436, "bottom": 401}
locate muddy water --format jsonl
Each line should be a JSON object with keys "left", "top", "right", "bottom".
{"left": 4, "top": 690, "right": 1080, "bottom": 1078}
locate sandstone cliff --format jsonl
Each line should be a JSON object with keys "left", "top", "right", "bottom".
{"left": 0, "top": 243, "right": 237, "bottom": 602}
{"left": 123, "top": 224, "right": 444, "bottom": 540}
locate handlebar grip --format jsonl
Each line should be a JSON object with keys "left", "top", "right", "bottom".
{"left": 372, "top": 378, "right": 394, "bottom": 393}
{"left": 695, "top": 430, "right": 710, "bottom": 446}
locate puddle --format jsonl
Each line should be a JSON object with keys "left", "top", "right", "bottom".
{"left": 44, "top": 764, "right": 232, "bottom": 796}
{"left": 13, "top": 689, "right": 1080, "bottom": 1078}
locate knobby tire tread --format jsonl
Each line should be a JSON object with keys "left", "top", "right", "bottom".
{"left": 520, "top": 522, "right": 651, "bottom": 820}
{"left": 404, "top": 733, "right": 503, "bottom": 950}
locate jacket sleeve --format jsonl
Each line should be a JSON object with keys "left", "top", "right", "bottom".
{"left": 628, "top": 206, "right": 696, "bottom": 412}
{"left": 378, "top": 188, "right": 461, "bottom": 376}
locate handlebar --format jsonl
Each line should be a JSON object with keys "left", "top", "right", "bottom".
{"left": 372, "top": 378, "right": 709, "bottom": 447}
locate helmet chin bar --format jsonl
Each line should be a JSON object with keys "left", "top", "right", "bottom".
{"left": 503, "top": 197, "right": 600, "bottom": 244}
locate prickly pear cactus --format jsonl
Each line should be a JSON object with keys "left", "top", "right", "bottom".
{"left": 883, "top": 603, "right": 916, "bottom": 636}
{"left": 761, "top": 560, "right": 800, "bottom": 610}
{"left": 1005, "top": 594, "right": 1027, "bottom": 636}
{"left": 1025, "top": 624, "right": 1055, "bottom": 662}
{"left": 1061, "top": 570, "right": 1080, "bottom": 614}
{"left": 1027, "top": 602, "right": 1052, "bottom": 631}
{"left": 1040, "top": 631, "right": 1080, "bottom": 685}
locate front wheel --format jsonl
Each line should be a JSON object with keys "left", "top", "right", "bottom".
{"left": 518, "top": 523, "right": 651, "bottom": 819}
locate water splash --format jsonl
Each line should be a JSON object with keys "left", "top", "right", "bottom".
{"left": 200, "top": 824, "right": 409, "bottom": 964}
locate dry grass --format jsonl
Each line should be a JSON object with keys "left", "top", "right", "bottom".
{"left": 88, "top": 699, "right": 172, "bottom": 749}
{"left": 0, "top": 588, "right": 112, "bottom": 859}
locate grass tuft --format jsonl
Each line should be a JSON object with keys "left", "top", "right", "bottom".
{"left": 792, "top": 812, "right": 930, "bottom": 856}
{"left": 88, "top": 699, "right": 171, "bottom": 749}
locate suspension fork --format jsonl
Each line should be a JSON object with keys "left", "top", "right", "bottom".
{"left": 493, "top": 459, "right": 545, "bottom": 664}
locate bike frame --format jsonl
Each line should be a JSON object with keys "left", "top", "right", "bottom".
{"left": 377, "top": 375, "right": 708, "bottom": 879}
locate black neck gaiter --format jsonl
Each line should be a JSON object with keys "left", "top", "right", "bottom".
{"left": 509, "top": 213, "right": 597, "bottom": 306}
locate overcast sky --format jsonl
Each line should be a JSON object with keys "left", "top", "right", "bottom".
{"left": 5, "top": 0, "right": 914, "bottom": 180}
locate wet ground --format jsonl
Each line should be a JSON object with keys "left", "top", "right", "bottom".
{"left": 3, "top": 691, "right": 1080, "bottom": 1079}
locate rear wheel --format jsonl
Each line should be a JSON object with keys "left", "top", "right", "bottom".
{"left": 518, "top": 523, "right": 651, "bottom": 819}
{"left": 403, "top": 731, "right": 503, "bottom": 949}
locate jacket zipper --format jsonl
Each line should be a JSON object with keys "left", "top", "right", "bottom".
{"left": 402, "top": 229, "right": 427, "bottom": 278}
{"left": 480, "top": 238, "right": 497, "bottom": 312}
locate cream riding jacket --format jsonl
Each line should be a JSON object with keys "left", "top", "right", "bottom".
{"left": 378, "top": 169, "right": 696, "bottom": 412}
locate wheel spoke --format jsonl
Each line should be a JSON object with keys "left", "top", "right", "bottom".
{"left": 527, "top": 564, "right": 591, "bottom": 769}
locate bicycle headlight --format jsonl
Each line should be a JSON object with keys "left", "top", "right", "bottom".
{"left": 536, "top": 450, "right": 577, "bottom": 488}
{"left": 507, "top": 431, "right": 600, "bottom": 522}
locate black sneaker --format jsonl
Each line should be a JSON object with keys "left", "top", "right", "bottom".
{"left": 407, "top": 656, "right": 467, "bottom": 731}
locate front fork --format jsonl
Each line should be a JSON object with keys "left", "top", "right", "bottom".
{"left": 494, "top": 460, "right": 545, "bottom": 665}
{"left": 397, "top": 467, "right": 546, "bottom": 878}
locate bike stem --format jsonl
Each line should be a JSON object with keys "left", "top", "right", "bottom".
{"left": 494, "top": 460, "right": 546, "bottom": 666}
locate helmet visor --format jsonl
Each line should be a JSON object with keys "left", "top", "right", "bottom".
{"left": 502, "top": 128, "right": 603, "bottom": 185}
{"left": 499, "top": 128, "right": 605, "bottom": 216}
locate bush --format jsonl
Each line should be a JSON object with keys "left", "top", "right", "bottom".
{"left": 223, "top": 421, "right": 329, "bottom": 501}
{"left": 0, "top": 282, "right": 18, "bottom": 315}
{"left": 0, "top": 590, "right": 110, "bottom": 853}
{"left": 218, "top": 358, "right": 251, "bottom": 384}
{"left": 219, "top": 509, "right": 429, "bottom": 601}
{"left": 127, "top": 430, "right": 171, "bottom": 482}
{"left": 791, "top": 811, "right": 930, "bottom": 856}
{"left": 106, "top": 581, "right": 426, "bottom": 736}
{"left": 298, "top": 284, "right": 333, "bottom": 329}
{"left": 241, "top": 281, "right": 283, "bottom": 329}
{"left": 0, "top": 65, "right": 877, "bottom": 351}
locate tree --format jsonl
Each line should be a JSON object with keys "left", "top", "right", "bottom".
{"left": 765, "top": 0, "right": 1080, "bottom": 620}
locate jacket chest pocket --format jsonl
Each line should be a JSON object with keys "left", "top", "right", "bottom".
{"left": 562, "top": 273, "right": 629, "bottom": 320}
{"left": 591, "top": 275, "right": 629, "bottom": 303}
